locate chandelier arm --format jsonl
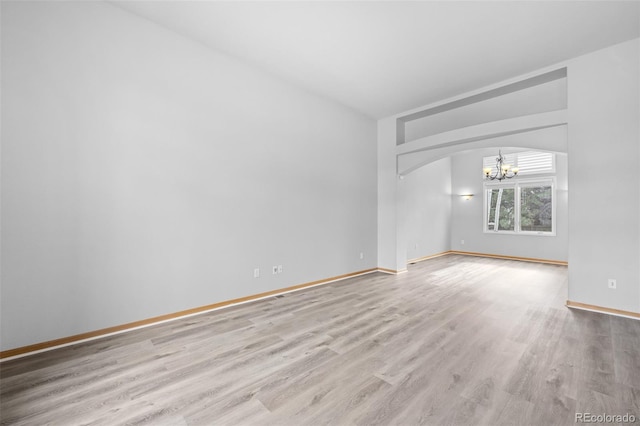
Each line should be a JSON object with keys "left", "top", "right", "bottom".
{"left": 484, "top": 150, "right": 518, "bottom": 181}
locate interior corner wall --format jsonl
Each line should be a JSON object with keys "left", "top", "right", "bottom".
{"left": 450, "top": 148, "right": 568, "bottom": 262}
{"left": 0, "top": 1, "right": 377, "bottom": 351}
{"left": 403, "top": 158, "right": 452, "bottom": 261}
{"left": 567, "top": 38, "right": 640, "bottom": 313}
{"left": 377, "top": 117, "right": 400, "bottom": 271}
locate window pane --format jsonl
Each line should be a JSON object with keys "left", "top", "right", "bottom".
{"left": 486, "top": 188, "right": 515, "bottom": 231}
{"left": 496, "top": 188, "right": 515, "bottom": 231}
{"left": 520, "top": 186, "right": 553, "bottom": 232}
{"left": 486, "top": 189, "right": 497, "bottom": 230}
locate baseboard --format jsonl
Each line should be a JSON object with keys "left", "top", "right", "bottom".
{"left": 449, "top": 250, "right": 568, "bottom": 266}
{"left": 407, "top": 251, "right": 451, "bottom": 264}
{"left": 0, "top": 267, "right": 378, "bottom": 361}
{"left": 378, "top": 250, "right": 564, "bottom": 273}
{"left": 0, "top": 252, "right": 571, "bottom": 361}
{"left": 566, "top": 300, "right": 640, "bottom": 320}
{"left": 376, "top": 267, "right": 407, "bottom": 274}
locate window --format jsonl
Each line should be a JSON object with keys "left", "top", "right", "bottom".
{"left": 520, "top": 183, "right": 553, "bottom": 232}
{"left": 484, "top": 178, "right": 555, "bottom": 235}
{"left": 515, "top": 151, "right": 555, "bottom": 175}
{"left": 486, "top": 187, "right": 515, "bottom": 231}
{"left": 482, "top": 151, "right": 555, "bottom": 177}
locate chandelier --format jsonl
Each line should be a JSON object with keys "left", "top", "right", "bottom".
{"left": 483, "top": 150, "right": 518, "bottom": 181}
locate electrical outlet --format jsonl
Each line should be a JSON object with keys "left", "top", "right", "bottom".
{"left": 608, "top": 278, "right": 617, "bottom": 289}
{"left": 461, "top": 240, "right": 465, "bottom": 245}
{"left": 272, "top": 266, "right": 278, "bottom": 275}
{"left": 277, "top": 265, "right": 283, "bottom": 273}
{"left": 253, "top": 268, "right": 260, "bottom": 278}
{"left": 360, "top": 252, "right": 364, "bottom": 260}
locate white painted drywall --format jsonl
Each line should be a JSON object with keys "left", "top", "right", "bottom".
{"left": 377, "top": 117, "right": 400, "bottom": 271}
{"left": 0, "top": 2, "right": 377, "bottom": 351}
{"left": 403, "top": 158, "right": 452, "bottom": 261}
{"left": 567, "top": 38, "right": 640, "bottom": 313}
{"left": 450, "top": 148, "right": 568, "bottom": 262}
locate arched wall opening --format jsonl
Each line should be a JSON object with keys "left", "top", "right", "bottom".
{"left": 396, "top": 140, "right": 568, "bottom": 271}
{"left": 380, "top": 39, "right": 640, "bottom": 318}
{"left": 390, "top": 67, "right": 568, "bottom": 272}
{"left": 392, "top": 81, "right": 570, "bottom": 267}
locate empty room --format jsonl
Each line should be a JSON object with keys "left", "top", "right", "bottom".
{"left": 1, "top": 1, "right": 639, "bottom": 425}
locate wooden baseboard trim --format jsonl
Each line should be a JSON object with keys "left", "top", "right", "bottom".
{"left": 0, "top": 268, "right": 378, "bottom": 361}
{"left": 0, "top": 252, "right": 571, "bottom": 360}
{"left": 377, "top": 267, "right": 407, "bottom": 274}
{"left": 566, "top": 300, "right": 640, "bottom": 320}
{"left": 449, "top": 250, "right": 568, "bottom": 266}
{"left": 407, "top": 251, "right": 450, "bottom": 264}
{"left": 380, "top": 249, "right": 565, "bottom": 275}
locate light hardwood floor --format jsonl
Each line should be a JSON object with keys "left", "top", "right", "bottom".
{"left": 1, "top": 255, "right": 639, "bottom": 425}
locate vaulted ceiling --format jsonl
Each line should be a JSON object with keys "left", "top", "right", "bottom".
{"left": 112, "top": 1, "right": 640, "bottom": 119}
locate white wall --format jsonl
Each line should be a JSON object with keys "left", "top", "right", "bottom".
{"left": 377, "top": 117, "right": 402, "bottom": 271}
{"left": 0, "top": 2, "right": 377, "bottom": 351}
{"left": 450, "top": 148, "right": 568, "bottom": 262}
{"left": 567, "top": 38, "right": 640, "bottom": 313}
{"left": 403, "top": 158, "right": 452, "bottom": 261}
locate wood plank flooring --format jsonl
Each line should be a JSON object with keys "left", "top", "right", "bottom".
{"left": 1, "top": 254, "right": 639, "bottom": 425}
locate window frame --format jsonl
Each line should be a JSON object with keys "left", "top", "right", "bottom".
{"left": 483, "top": 177, "right": 556, "bottom": 236}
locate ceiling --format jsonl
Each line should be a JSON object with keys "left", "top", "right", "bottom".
{"left": 112, "top": 1, "right": 640, "bottom": 119}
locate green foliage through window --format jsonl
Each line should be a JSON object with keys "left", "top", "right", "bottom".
{"left": 485, "top": 180, "right": 554, "bottom": 234}
{"left": 520, "top": 186, "right": 552, "bottom": 232}
{"left": 487, "top": 188, "right": 515, "bottom": 231}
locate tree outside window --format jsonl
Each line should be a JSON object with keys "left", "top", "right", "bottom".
{"left": 487, "top": 187, "right": 515, "bottom": 231}
{"left": 520, "top": 186, "right": 552, "bottom": 232}
{"left": 484, "top": 179, "right": 554, "bottom": 235}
